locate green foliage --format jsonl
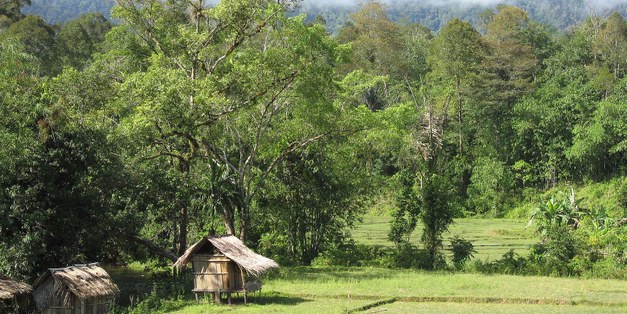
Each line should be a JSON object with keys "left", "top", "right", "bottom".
{"left": 55, "top": 13, "right": 112, "bottom": 70}
{"left": 389, "top": 171, "right": 421, "bottom": 246}
{"left": 467, "top": 157, "right": 514, "bottom": 216}
{"left": 310, "top": 241, "right": 382, "bottom": 268}
{"left": 0, "top": 0, "right": 31, "bottom": 23}
{"left": 6, "top": 15, "right": 56, "bottom": 74}
{"left": 419, "top": 174, "right": 455, "bottom": 269}
{"left": 568, "top": 99, "right": 627, "bottom": 178}
{"left": 258, "top": 144, "right": 368, "bottom": 265}
{"left": 449, "top": 236, "right": 476, "bottom": 269}
{"left": 1, "top": 0, "right": 626, "bottom": 285}
{"left": 528, "top": 189, "right": 585, "bottom": 239}
{"left": 500, "top": 190, "right": 626, "bottom": 277}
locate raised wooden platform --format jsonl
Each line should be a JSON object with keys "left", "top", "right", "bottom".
{"left": 192, "top": 280, "right": 261, "bottom": 304}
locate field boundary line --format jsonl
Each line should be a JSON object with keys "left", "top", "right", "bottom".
{"left": 283, "top": 293, "right": 627, "bottom": 307}
{"left": 348, "top": 298, "right": 396, "bottom": 313}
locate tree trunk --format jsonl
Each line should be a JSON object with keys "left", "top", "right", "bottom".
{"left": 456, "top": 75, "right": 463, "bottom": 158}
{"left": 238, "top": 203, "right": 250, "bottom": 242}
{"left": 222, "top": 207, "right": 236, "bottom": 236}
{"left": 178, "top": 205, "right": 188, "bottom": 256}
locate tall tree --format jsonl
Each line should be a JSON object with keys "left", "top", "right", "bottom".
{"left": 55, "top": 13, "right": 112, "bottom": 70}
{"left": 594, "top": 12, "right": 627, "bottom": 79}
{"left": 7, "top": 15, "right": 56, "bottom": 74}
{"left": 259, "top": 143, "right": 367, "bottom": 265}
{"left": 0, "top": 0, "right": 31, "bottom": 24}
{"left": 472, "top": 6, "right": 539, "bottom": 161}
{"left": 337, "top": 1, "right": 415, "bottom": 110}
{"left": 429, "top": 18, "right": 484, "bottom": 160}
{"left": 113, "top": 0, "right": 347, "bottom": 248}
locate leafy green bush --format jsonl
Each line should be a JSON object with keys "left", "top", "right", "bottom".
{"left": 390, "top": 243, "right": 435, "bottom": 269}
{"left": 470, "top": 250, "right": 527, "bottom": 275}
{"left": 311, "top": 241, "right": 384, "bottom": 267}
{"left": 467, "top": 157, "right": 515, "bottom": 216}
{"left": 449, "top": 236, "right": 476, "bottom": 269}
{"left": 474, "top": 189, "right": 625, "bottom": 278}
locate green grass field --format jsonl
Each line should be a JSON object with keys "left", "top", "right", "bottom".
{"left": 352, "top": 215, "right": 536, "bottom": 260}
{"left": 128, "top": 217, "right": 625, "bottom": 313}
{"left": 158, "top": 267, "right": 627, "bottom": 313}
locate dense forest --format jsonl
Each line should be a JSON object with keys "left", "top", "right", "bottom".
{"left": 1, "top": 0, "right": 625, "bottom": 288}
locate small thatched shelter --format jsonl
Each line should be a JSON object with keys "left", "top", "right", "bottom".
{"left": 174, "top": 235, "right": 279, "bottom": 304}
{"left": 33, "top": 263, "right": 119, "bottom": 314}
{"left": 0, "top": 274, "right": 32, "bottom": 313}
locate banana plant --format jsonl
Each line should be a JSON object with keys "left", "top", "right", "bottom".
{"left": 528, "top": 188, "right": 586, "bottom": 240}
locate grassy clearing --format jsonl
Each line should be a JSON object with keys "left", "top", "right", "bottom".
{"left": 265, "top": 267, "right": 627, "bottom": 305}
{"left": 163, "top": 297, "right": 373, "bottom": 314}
{"left": 365, "top": 302, "right": 627, "bottom": 314}
{"left": 352, "top": 215, "right": 536, "bottom": 260}
{"left": 161, "top": 267, "right": 627, "bottom": 313}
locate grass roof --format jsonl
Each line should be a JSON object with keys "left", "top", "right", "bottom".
{"left": 174, "top": 235, "right": 279, "bottom": 276}
{"left": 33, "top": 263, "right": 119, "bottom": 310}
{"left": 0, "top": 274, "right": 32, "bottom": 300}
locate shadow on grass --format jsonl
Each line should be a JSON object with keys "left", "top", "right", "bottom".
{"left": 126, "top": 292, "right": 311, "bottom": 313}
{"left": 191, "top": 291, "right": 311, "bottom": 307}
{"left": 237, "top": 293, "right": 310, "bottom": 306}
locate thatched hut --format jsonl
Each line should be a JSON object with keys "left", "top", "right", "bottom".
{"left": 0, "top": 274, "right": 32, "bottom": 313}
{"left": 32, "top": 263, "right": 119, "bottom": 314}
{"left": 174, "top": 235, "right": 279, "bottom": 304}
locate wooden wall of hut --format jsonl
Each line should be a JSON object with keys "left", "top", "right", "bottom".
{"left": 41, "top": 295, "right": 111, "bottom": 314}
{"left": 191, "top": 254, "right": 244, "bottom": 292}
{"left": 1, "top": 296, "right": 31, "bottom": 314}
{"left": 0, "top": 294, "right": 32, "bottom": 313}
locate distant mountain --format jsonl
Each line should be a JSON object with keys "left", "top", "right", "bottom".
{"left": 298, "top": 0, "right": 627, "bottom": 34}
{"left": 22, "top": 0, "right": 114, "bottom": 25}
{"left": 22, "top": 0, "right": 627, "bottom": 32}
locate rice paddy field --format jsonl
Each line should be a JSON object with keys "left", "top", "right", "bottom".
{"left": 129, "top": 216, "right": 626, "bottom": 313}
{"left": 151, "top": 267, "right": 627, "bottom": 313}
{"left": 352, "top": 215, "right": 536, "bottom": 260}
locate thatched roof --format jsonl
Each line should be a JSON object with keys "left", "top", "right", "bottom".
{"left": 174, "top": 235, "right": 279, "bottom": 276}
{"left": 32, "top": 263, "right": 119, "bottom": 309}
{"left": 0, "top": 274, "right": 32, "bottom": 300}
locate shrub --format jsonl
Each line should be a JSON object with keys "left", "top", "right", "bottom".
{"left": 311, "top": 241, "right": 377, "bottom": 267}
{"left": 391, "top": 243, "right": 435, "bottom": 269}
{"left": 467, "top": 157, "right": 514, "bottom": 216}
{"left": 471, "top": 250, "right": 526, "bottom": 275}
{"left": 449, "top": 236, "right": 476, "bottom": 269}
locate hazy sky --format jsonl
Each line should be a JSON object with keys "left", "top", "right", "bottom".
{"left": 302, "top": 0, "right": 627, "bottom": 7}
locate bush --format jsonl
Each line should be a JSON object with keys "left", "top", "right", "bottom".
{"left": 311, "top": 241, "right": 448, "bottom": 270}
{"left": 471, "top": 250, "right": 526, "bottom": 275}
{"left": 311, "top": 241, "right": 384, "bottom": 267}
{"left": 390, "top": 243, "right": 436, "bottom": 269}
{"left": 585, "top": 258, "right": 627, "bottom": 279}
{"left": 467, "top": 157, "right": 514, "bottom": 216}
{"left": 257, "top": 232, "right": 299, "bottom": 267}
{"left": 449, "top": 236, "right": 476, "bottom": 269}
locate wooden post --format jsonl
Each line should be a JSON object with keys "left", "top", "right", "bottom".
{"left": 239, "top": 265, "right": 247, "bottom": 304}
{"left": 214, "top": 289, "right": 221, "bottom": 304}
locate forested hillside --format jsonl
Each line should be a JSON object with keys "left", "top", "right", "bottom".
{"left": 21, "top": 0, "right": 115, "bottom": 24}
{"left": 1, "top": 0, "right": 625, "bottom": 294}
{"left": 300, "top": 0, "right": 627, "bottom": 33}
{"left": 20, "top": 0, "right": 627, "bottom": 32}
